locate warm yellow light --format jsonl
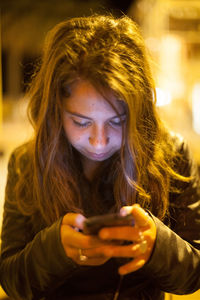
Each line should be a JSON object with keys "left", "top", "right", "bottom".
{"left": 0, "top": 20, "right": 2, "bottom": 132}
{"left": 159, "top": 34, "right": 185, "bottom": 100}
{"left": 156, "top": 87, "right": 172, "bottom": 107}
{"left": 192, "top": 83, "right": 200, "bottom": 134}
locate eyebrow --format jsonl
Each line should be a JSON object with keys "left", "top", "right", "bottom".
{"left": 65, "top": 110, "right": 126, "bottom": 120}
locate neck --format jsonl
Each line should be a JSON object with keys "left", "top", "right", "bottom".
{"left": 81, "top": 156, "right": 102, "bottom": 181}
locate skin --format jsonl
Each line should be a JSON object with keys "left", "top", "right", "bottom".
{"left": 62, "top": 80, "right": 125, "bottom": 180}
{"left": 61, "top": 80, "right": 157, "bottom": 274}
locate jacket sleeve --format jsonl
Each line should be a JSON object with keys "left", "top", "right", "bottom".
{"left": 0, "top": 151, "right": 80, "bottom": 300}
{"left": 144, "top": 139, "right": 200, "bottom": 294}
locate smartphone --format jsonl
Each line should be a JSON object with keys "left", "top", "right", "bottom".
{"left": 83, "top": 213, "right": 135, "bottom": 235}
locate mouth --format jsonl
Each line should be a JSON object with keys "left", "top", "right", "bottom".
{"left": 86, "top": 151, "right": 110, "bottom": 160}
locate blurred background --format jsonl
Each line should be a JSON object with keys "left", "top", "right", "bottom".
{"left": 0, "top": 0, "right": 200, "bottom": 299}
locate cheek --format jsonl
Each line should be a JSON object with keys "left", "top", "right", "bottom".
{"left": 65, "top": 129, "right": 82, "bottom": 144}
{"left": 110, "top": 128, "right": 123, "bottom": 145}
{"left": 63, "top": 121, "right": 86, "bottom": 145}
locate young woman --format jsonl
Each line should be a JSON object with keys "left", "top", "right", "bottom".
{"left": 0, "top": 15, "right": 200, "bottom": 300}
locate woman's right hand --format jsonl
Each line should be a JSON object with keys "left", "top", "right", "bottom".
{"left": 60, "top": 213, "right": 111, "bottom": 266}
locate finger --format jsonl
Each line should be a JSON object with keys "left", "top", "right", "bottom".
{"left": 62, "top": 213, "right": 86, "bottom": 230}
{"left": 66, "top": 244, "right": 104, "bottom": 260}
{"left": 61, "top": 224, "right": 107, "bottom": 249}
{"left": 118, "top": 257, "right": 146, "bottom": 275}
{"left": 132, "top": 205, "right": 150, "bottom": 227}
{"left": 79, "top": 257, "right": 109, "bottom": 266}
{"left": 100, "top": 241, "right": 149, "bottom": 258}
{"left": 99, "top": 226, "right": 140, "bottom": 242}
{"left": 71, "top": 245, "right": 108, "bottom": 260}
{"left": 66, "top": 245, "right": 109, "bottom": 265}
{"left": 121, "top": 204, "right": 150, "bottom": 228}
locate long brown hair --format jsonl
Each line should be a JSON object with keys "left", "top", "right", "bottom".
{"left": 15, "top": 15, "right": 190, "bottom": 225}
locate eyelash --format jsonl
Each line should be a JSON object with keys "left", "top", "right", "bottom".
{"left": 109, "top": 120, "right": 124, "bottom": 126}
{"left": 73, "top": 120, "right": 91, "bottom": 128}
{"left": 72, "top": 119, "right": 125, "bottom": 128}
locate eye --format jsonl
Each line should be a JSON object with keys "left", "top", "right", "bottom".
{"left": 72, "top": 119, "right": 91, "bottom": 128}
{"left": 109, "top": 116, "right": 126, "bottom": 126}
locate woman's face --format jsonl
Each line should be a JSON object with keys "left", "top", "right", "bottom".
{"left": 62, "top": 80, "right": 126, "bottom": 163}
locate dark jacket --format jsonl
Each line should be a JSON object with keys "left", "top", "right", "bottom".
{"left": 0, "top": 136, "right": 200, "bottom": 300}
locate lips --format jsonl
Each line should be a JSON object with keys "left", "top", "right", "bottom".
{"left": 86, "top": 151, "right": 110, "bottom": 160}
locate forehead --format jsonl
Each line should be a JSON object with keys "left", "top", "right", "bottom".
{"left": 63, "top": 80, "right": 125, "bottom": 115}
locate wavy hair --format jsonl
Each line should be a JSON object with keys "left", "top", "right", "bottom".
{"left": 15, "top": 15, "right": 190, "bottom": 225}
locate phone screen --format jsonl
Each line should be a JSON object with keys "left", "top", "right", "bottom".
{"left": 83, "top": 213, "right": 135, "bottom": 235}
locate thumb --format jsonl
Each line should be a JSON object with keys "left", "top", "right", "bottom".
{"left": 120, "top": 204, "right": 150, "bottom": 227}
{"left": 62, "top": 213, "right": 86, "bottom": 230}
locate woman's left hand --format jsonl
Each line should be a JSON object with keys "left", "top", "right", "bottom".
{"left": 98, "top": 204, "right": 156, "bottom": 275}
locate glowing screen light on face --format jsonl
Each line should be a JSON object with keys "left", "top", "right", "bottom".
{"left": 192, "top": 83, "right": 200, "bottom": 135}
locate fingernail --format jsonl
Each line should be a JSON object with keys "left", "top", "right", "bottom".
{"left": 120, "top": 208, "right": 128, "bottom": 216}
{"left": 120, "top": 206, "right": 133, "bottom": 216}
{"left": 76, "top": 214, "right": 85, "bottom": 229}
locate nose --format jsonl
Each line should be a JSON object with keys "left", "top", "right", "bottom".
{"left": 89, "top": 125, "right": 109, "bottom": 149}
